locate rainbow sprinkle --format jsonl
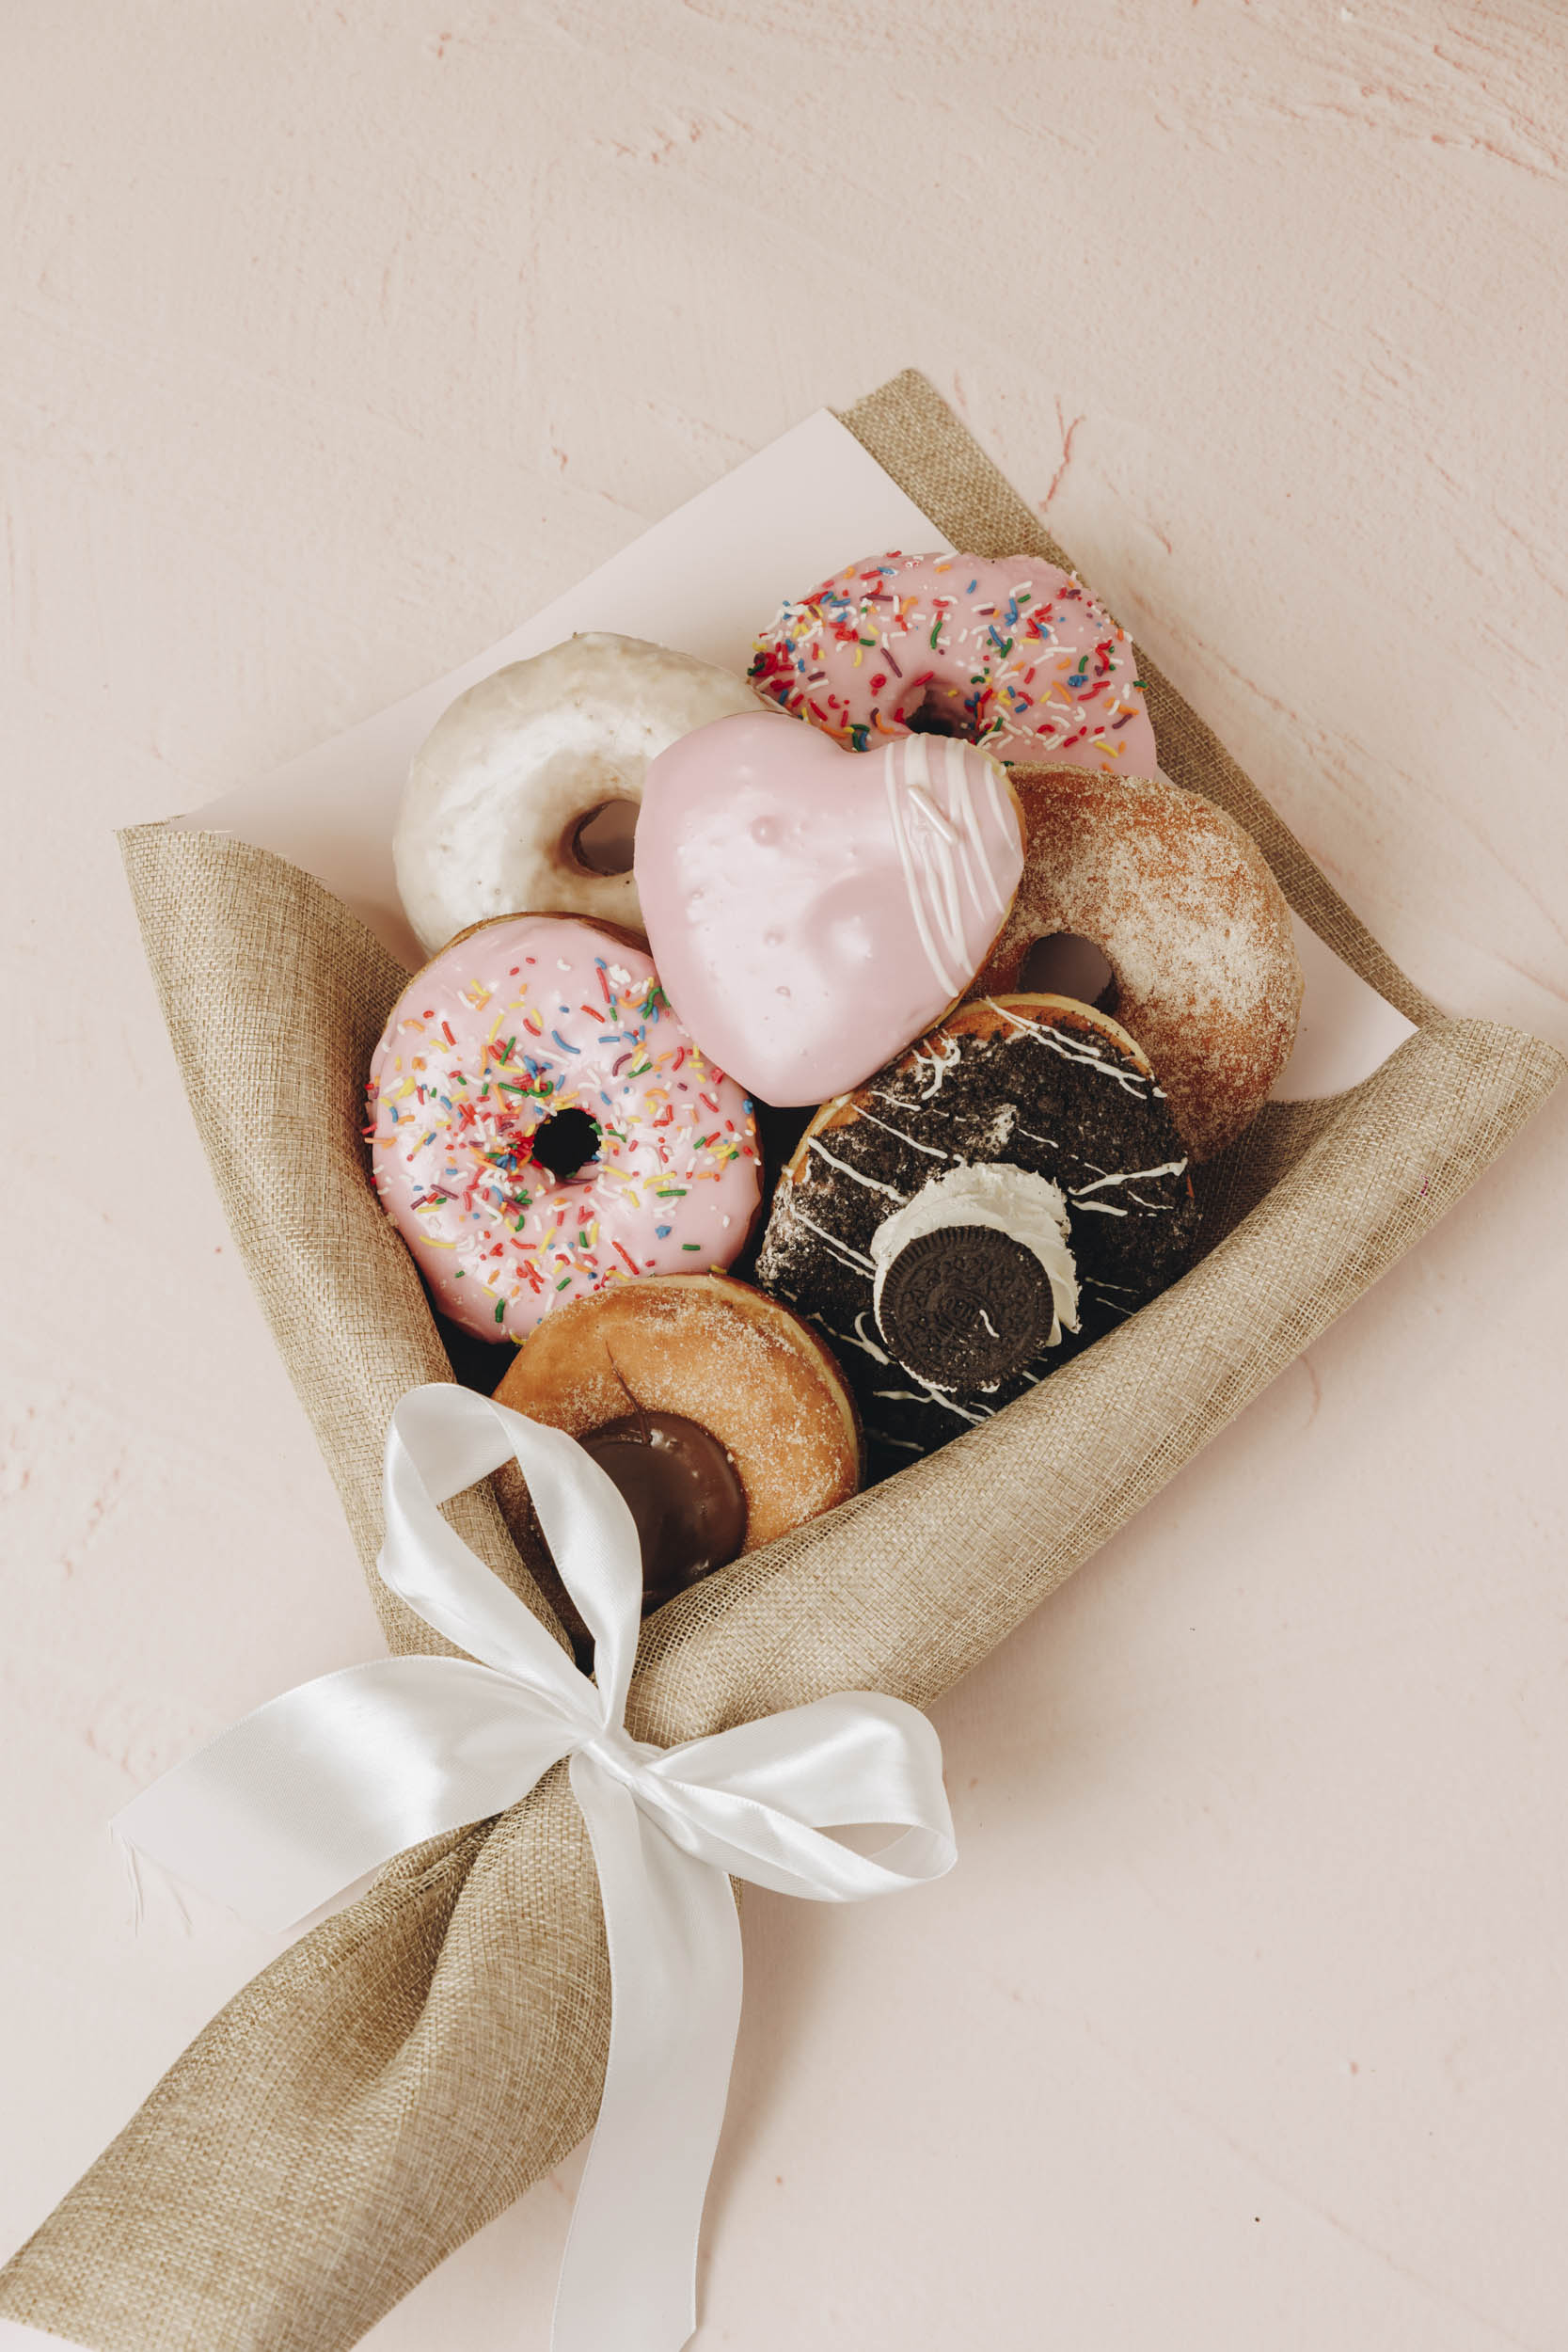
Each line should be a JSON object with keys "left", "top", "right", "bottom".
{"left": 748, "top": 549, "right": 1152, "bottom": 771}
{"left": 367, "top": 926, "right": 761, "bottom": 1343}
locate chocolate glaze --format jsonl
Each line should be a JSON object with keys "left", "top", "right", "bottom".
{"left": 755, "top": 1000, "right": 1198, "bottom": 1480}
{"left": 579, "top": 1410, "right": 747, "bottom": 1611}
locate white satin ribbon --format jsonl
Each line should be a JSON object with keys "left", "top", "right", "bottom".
{"left": 115, "top": 1384, "right": 956, "bottom": 2352}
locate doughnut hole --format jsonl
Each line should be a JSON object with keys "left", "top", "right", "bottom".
{"left": 1017, "top": 932, "right": 1120, "bottom": 1018}
{"left": 906, "top": 698, "right": 965, "bottom": 739}
{"left": 530, "top": 1106, "right": 601, "bottom": 1178}
{"left": 564, "top": 798, "right": 640, "bottom": 875}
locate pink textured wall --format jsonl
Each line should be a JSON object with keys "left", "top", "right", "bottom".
{"left": 4, "top": 6, "right": 1566, "bottom": 2347}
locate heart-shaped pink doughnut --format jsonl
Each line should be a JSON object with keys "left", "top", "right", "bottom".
{"left": 634, "top": 711, "right": 1024, "bottom": 1106}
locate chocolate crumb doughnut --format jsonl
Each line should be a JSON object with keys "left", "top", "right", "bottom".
{"left": 973, "top": 768, "right": 1303, "bottom": 1160}
{"left": 492, "top": 1273, "right": 861, "bottom": 1629}
{"left": 755, "top": 995, "right": 1198, "bottom": 1478}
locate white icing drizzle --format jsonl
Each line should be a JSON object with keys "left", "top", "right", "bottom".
{"left": 872, "top": 1380, "right": 993, "bottom": 1426}
{"left": 882, "top": 736, "right": 1014, "bottom": 1001}
{"left": 983, "top": 998, "right": 1150, "bottom": 1097}
{"left": 807, "top": 1137, "right": 908, "bottom": 1200}
{"left": 884, "top": 739, "right": 956, "bottom": 997}
{"left": 909, "top": 1032, "right": 963, "bottom": 1100}
{"left": 786, "top": 1200, "right": 878, "bottom": 1275}
{"left": 1071, "top": 1157, "right": 1188, "bottom": 1198}
{"left": 860, "top": 1103, "right": 949, "bottom": 1158}
{"left": 852, "top": 1310, "right": 892, "bottom": 1360}
{"left": 820, "top": 1313, "right": 893, "bottom": 1366}
{"left": 979, "top": 754, "right": 1010, "bottom": 870}
{"left": 1065, "top": 1157, "right": 1188, "bottom": 1218}
{"left": 954, "top": 736, "right": 1007, "bottom": 920}
{"left": 939, "top": 735, "right": 993, "bottom": 928}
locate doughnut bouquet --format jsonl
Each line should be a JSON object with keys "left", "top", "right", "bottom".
{"left": 372, "top": 548, "right": 1306, "bottom": 1583}
{"left": 2, "top": 374, "right": 1558, "bottom": 2352}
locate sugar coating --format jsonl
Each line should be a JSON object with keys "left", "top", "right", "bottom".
{"left": 750, "top": 549, "right": 1158, "bottom": 772}
{"left": 366, "top": 915, "right": 762, "bottom": 1342}
{"left": 976, "top": 770, "right": 1304, "bottom": 1160}
{"left": 495, "top": 1278, "right": 861, "bottom": 1545}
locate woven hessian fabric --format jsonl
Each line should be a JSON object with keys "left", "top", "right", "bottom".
{"left": 0, "top": 373, "right": 1560, "bottom": 2352}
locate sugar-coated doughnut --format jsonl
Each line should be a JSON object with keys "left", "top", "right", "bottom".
{"left": 756, "top": 995, "right": 1196, "bottom": 1476}
{"left": 751, "top": 550, "right": 1157, "bottom": 772}
{"left": 973, "top": 769, "right": 1303, "bottom": 1160}
{"left": 635, "top": 709, "right": 1023, "bottom": 1106}
{"left": 394, "top": 633, "right": 760, "bottom": 954}
{"left": 367, "top": 914, "right": 762, "bottom": 1342}
{"left": 492, "top": 1274, "right": 861, "bottom": 1624}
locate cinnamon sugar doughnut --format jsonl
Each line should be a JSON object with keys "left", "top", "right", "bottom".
{"left": 973, "top": 769, "right": 1303, "bottom": 1159}
{"left": 493, "top": 1274, "right": 861, "bottom": 1619}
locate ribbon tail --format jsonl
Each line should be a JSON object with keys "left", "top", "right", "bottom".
{"left": 114, "top": 1656, "right": 575, "bottom": 1934}
{"left": 558, "top": 1750, "right": 744, "bottom": 2352}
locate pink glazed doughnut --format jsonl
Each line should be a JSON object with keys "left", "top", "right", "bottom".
{"left": 634, "top": 711, "right": 1024, "bottom": 1108}
{"left": 367, "top": 914, "right": 762, "bottom": 1343}
{"left": 751, "top": 550, "right": 1158, "bottom": 773}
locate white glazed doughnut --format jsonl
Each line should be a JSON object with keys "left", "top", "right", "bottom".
{"left": 394, "top": 633, "right": 760, "bottom": 954}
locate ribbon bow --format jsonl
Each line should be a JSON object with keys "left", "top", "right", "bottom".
{"left": 117, "top": 1385, "right": 956, "bottom": 2352}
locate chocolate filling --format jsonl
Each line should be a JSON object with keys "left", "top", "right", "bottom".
{"left": 579, "top": 1410, "right": 747, "bottom": 1611}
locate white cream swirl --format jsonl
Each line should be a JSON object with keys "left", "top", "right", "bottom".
{"left": 869, "top": 1162, "right": 1081, "bottom": 1352}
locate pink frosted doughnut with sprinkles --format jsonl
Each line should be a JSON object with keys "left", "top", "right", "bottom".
{"left": 366, "top": 914, "right": 762, "bottom": 1343}
{"left": 750, "top": 550, "right": 1158, "bottom": 773}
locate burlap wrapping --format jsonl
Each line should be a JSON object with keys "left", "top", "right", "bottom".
{"left": 2, "top": 373, "right": 1560, "bottom": 2352}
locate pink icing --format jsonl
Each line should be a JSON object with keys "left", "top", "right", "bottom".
{"left": 635, "top": 710, "right": 1024, "bottom": 1108}
{"left": 750, "top": 549, "right": 1159, "bottom": 773}
{"left": 367, "top": 915, "right": 762, "bottom": 1341}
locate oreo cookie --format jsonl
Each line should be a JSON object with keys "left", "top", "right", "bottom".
{"left": 877, "top": 1226, "right": 1052, "bottom": 1390}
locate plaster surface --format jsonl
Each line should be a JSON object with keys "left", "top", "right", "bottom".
{"left": 3, "top": 6, "right": 1567, "bottom": 2348}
